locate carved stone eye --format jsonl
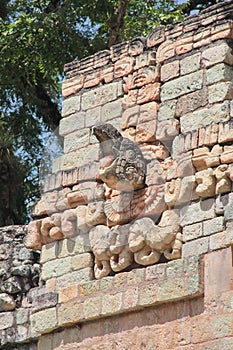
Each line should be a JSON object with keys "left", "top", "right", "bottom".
{"left": 125, "top": 149, "right": 135, "bottom": 160}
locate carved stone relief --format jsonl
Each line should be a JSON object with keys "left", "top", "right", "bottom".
{"left": 26, "top": 121, "right": 233, "bottom": 279}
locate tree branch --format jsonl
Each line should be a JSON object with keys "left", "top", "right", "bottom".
{"left": 107, "top": 0, "right": 130, "bottom": 48}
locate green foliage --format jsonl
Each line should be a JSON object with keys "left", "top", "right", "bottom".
{"left": 0, "top": 0, "right": 221, "bottom": 224}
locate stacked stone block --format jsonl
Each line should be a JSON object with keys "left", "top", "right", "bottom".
{"left": 0, "top": 226, "right": 39, "bottom": 349}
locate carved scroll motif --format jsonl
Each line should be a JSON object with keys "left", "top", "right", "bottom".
{"left": 90, "top": 210, "right": 182, "bottom": 279}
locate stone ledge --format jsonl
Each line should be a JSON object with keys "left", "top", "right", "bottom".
{"left": 30, "top": 256, "right": 203, "bottom": 335}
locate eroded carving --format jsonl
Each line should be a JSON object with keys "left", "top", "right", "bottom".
{"left": 195, "top": 168, "right": 216, "bottom": 197}
{"left": 93, "top": 123, "right": 146, "bottom": 191}
{"left": 90, "top": 210, "right": 182, "bottom": 278}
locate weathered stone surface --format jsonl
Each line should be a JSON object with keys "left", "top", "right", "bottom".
{"left": 206, "top": 63, "right": 233, "bottom": 85}
{"left": 82, "top": 82, "right": 123, "bottom": 110}
{"left": 0, "top": 293, "right": 16, "bottom": 311}
{"left": 161, "top": 70, "right": 203, "bottom": 101}
{"left": 202, "top": 41, "right": 233, "bottom": 67}
{"left": 180, "top": 101, "right": 230, "bottom": 133}
{"left": 64, "top": 128, "right": 90, "bottom": 153}
{"left": 61, "top": 96, "right": 81, "bottom": 117}
{"left": 59, "top": 112, "right": 85, "bottom": 136}
{"left": 180, "top": 53, "right": 201, "bottom": 75}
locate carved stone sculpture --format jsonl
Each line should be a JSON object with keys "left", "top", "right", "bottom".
{"left": 214, "top": 164, "right": 231, "bottom": 194}
{"left": 92, "top": 123, "right": 146, "bottom": 191}
{"left": 195, "top": 168, "right": 216, "bottom": 197}
{"left": 128, "top": 210, "right": 182, "bottom": 266}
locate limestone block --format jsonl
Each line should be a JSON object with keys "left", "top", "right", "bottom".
{"left": 64, "top": 128, "right": 90, "bottom": 153}
{"left": 178, "top": 175, "right": 197, "bottom": 203}
{"left": 175, "top": 32, "right": 193, "bottom": 55}
{"left": 206, "top": 144, "right": 222, "bottom": 167}
{"left": 59, "top": 112, "right": 85, "bottom": 137}
{"left": 55, "top": 188, "right": 71, "bottom": 212}
{"left": 135, "top": 120, "right": 156, "bottom": 143}
{"left": 182, "top": 236, "right": 209, "bottom": 258}
{"left": 129, "top": 210, "right": 181, "bottom": 263}
{"left": 138, "top": 102, "right": 159, "bottom": 124}
{"left": 208, "top": 82, "right": 233, "bottom": 103}
{"left": 121, "top": 105, "right": 139, "bottom": 130}
{"left": 0, "top": 293, "right": 16, "bottom": 312}
{"left": 135, "top": 51, "right": 156, "bottom": 69}
{"left": 161, "top": 70, "right": 203, "bottom": 101}
{"left": 164, "top": 232, "right": 183, "bottom": 260}
{"left": 41, "top": 257, "right": 72, "bottom": 281}
{"left": 110, "top": 41, "right": 129, "bottom": 62}
{"left": 202, "top": 41, "right": 233, "bottom": 67}
{"left": 165, "top": 159, "right": 179, "bottom": 180}
{"left": 123, "top": 66, "right": 160, "bottom": 92}
{"left": 176, "top": 152, "right": 195, "bottom": 178}
{"left": 94, "top": 49, "right": 110, "bottom": 68}
{"left": 147, "top": 26, "right": 165, "bottom": 47}
{"left": 85, "top": 201, "right": 107, "bottom": 228}
{"left": 180, "top": 198, "right": 215, "bottom": 226}
{"left": 161, "top": 60, "right": 179, "bottom": 82}
{"left": 198, "top": 123, "right": 219, "bottom": 147}
{"left": 156, "top": 119, "right": 180, "bottom": 141}
{"left": 183, "top": 130, "right": 198, "bottom": 151}
{"left": 137, "top": 83, "right": 161, "bottom": 104}
{"left": 180, "top": 101, "right": 230, "bottom": 133}
{"left": 0, "top": 312, "right": 14, "bottom": 330}
{"left": 71, "top": 253, "right": 93, "bottom": 271}
{"left": 195, "top": 168, "right": 216, "bottom": 198}
{"left": 220, "top": 145, "right": 233, "bottom": 164}
{"left": 214, "top": 164, "right": 231, "bottom": 194}
{"left": 62, "top": 168, "right": 78, "bottom": 187}
{"left": 203, "top": 217, "right": 225, "bottom": 236}
{"left": 193, "top": 27, "right": 211, "bottom": 48}
{"left": 82, "top": 82, "right": 123, "bottom": 110}
{"left": 183, "top": 222, "right": 203, "bottom": 242}
{"left": 192, "top": 147, "right": 210, "bottom": 171}
{"left": 33, "top": 191, "right": 58, "bottom": 216}
{"left": 114, "top": 56, "right": 134, "bottom": 78}
{"left": 156, "top": 40, "right": 175, "bottom": 63}
{"left": 206, "top": 63, "right": 233, "bottom": 85}
{"left": 61, "top": 96, "right": 81, "bottom": 117}
{"left": 128, "top": 37, "right": 146, "bottom": 56}
{"left": 104, "top": 191, "right": 133, "bottom": 225}
{"left": 41, "top": 216, "right": 62, "bottom": 241}
{"left": 136, "top": 184, "right": 166, "bottom": 219}
{"left": 226, "top": 163, "right": 233, "bottom": 182}
{"left": 83, "top": 69, "right": 101, "bottom": 89}
{"left": 30, "top": 307, "right": 58, "bottom": 334}
{"left": 218, "top": 121, "right": 233, "bottom": 143}
{"left": 62, "top": 75, "right": 84, "bottom": 97}
{"left": 101, "top": 99, "right": 123, "bottom": 122}
{"left": 158, "top": 100, "right": 177, "bottom": 121}
{"left": 128, "top": 217, "right": 161, "bottom": 265}
{"left": 180, "top": 53, "right": 201, "bottom": 75}
{"left": 122, "top": 89, "right": 138, "bottom": 109}
{"left": 176, "top": 88, "right": 208, "bottom": 118}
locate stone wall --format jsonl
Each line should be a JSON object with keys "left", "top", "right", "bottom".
{"left": 2, "top": 1, "right": 233, "bottom": 349}
{"left": 0, "top": 226, "right": 39, "bottom": 349}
